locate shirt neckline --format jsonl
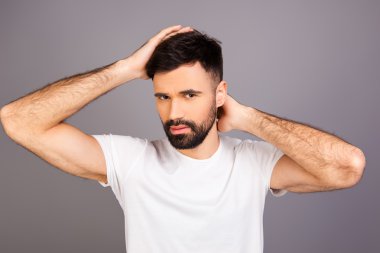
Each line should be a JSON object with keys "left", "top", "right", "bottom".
{"left": 165, "top": 136, "right": 224, "bottom": 168}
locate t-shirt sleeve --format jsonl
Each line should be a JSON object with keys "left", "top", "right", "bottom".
{"left": 91, "top": 133, "right": 147, "bottom": 207}
{"left": 252, "top": 140, "right": 287, "bottom": 197}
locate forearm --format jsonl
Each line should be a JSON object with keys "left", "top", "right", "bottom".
{"left": 243, "top": 107, "right": 365, "bottom": 177}
{"left": 1, "top": 58, "right": 135, "bottom": 134}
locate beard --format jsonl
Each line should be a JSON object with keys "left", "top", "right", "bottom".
{"left": 162, "top": 102, "right": 217, "bottom": 150}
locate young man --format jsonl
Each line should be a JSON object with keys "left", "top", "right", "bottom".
{"left": 0, "top": 25, "right": 366, "bottom": 253}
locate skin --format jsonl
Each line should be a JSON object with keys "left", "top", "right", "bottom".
{"left": 0, "top": 25, "right": 366, "bottom": 193}
{"left": 152, "top": 60, "right": 366, "bottom": 193}
{"left": 153, "top": 61, "right": 224, "bottom": 159}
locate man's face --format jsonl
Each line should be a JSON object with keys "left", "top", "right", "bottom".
{"left": 153, "top": 62, "right": 218, "bottom": 150}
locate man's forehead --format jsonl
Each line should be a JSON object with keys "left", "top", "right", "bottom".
{"left": 153, "top": 62, "right": 214, "bottom": 92}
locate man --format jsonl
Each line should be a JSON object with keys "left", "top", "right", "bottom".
{"left": 0, "top": 25, "right": 366, "bottom": 253}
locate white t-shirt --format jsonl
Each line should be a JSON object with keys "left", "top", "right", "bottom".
{"left": 92, "top": 133, "right": 286, "bottom": 253}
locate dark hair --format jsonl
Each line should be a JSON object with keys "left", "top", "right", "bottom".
{"left": 145, "top": 29, "right": 223, "bottom": 85}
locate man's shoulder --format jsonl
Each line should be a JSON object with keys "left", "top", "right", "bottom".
{"left": 94, "top": 133, "right": 149, "bottom": 152}
{"left": 100, "top": 134, "right": 170, "bottom": 151}
{"left": 220, "top": 135, "right": 274, "bottom": 153}
{"left": 220, "top": 135, "right": 242, "bottom": 147}
{"left": 107, "top": 133, "right": 148, "bottom": 145}
{"left": 220, "top": 134, "right": 257, "bottom": 148}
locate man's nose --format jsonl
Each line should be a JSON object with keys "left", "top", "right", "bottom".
{"left": 169, "top": 100, "right": 184, "bottom": 120}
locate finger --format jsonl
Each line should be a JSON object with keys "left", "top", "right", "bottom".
{"left": 162, "top": 27, "right": 194, "bottom": 41}
{"left": 175, "top": 26, "right": 194, "bottom": 34}
{"left": 151, "top": 25, "right": 183, "bottom": 43}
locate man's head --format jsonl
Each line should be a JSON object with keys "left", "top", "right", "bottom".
{"left": 146, "top": 29, "right": 223, "bottom": 86}
{"left": 145, "top": 29, "right": 227, "bottom": 150}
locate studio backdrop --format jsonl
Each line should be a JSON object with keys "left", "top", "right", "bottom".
{"left": 0, "top": 0, "right": 378, "bottom": 252}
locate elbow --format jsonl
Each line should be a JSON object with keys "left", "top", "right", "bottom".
{"left": 1, "top": 105, "right": 22, "bottom": 139}
{"left": 1, "top": 105, "right": 45, "bottom": 142}
{"left": 0, "top": 105, "right": 12, "bottom": 135}
{"left": 347, "top": 148, "right": 366, "bottom": 187}
{"left": 332, "top": 148, "right": 366, "bottom": 189}
{"left": 0, "top": 105, "right": 9, "bottom": 121}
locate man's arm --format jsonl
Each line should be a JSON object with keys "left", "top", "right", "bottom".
{"left": 0, "top": 60, "right": 132, "bottom": 184}
{"left": 217, "top": 95, "right": 366, "bottom": 193}
{"left": 0, "top": 25, "right": 193, "bottom": 184}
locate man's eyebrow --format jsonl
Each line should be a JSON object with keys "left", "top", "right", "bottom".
{"left": 179, "top": 89, "right": 202, "bottom": 95}
{"left": 154, "top": 92, "right": 168, "bottom": 97}
{"left": 154, "top": 89, "right": 203, "bottom": 97}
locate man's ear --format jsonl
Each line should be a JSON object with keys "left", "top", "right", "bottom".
{"left": 215, "top": 80, "right": 228, "bottom": 108}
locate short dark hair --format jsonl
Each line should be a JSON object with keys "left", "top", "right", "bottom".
{"left": 145, "top": 29, "right": 223, "bottom": 85}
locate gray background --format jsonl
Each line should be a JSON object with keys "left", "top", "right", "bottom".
{"left": 0, "top": 0, "right": 379, "bottom": 252}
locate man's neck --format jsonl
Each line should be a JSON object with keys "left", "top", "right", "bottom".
{"left": 176, "top": 126, "right": 220, "bottom": 160}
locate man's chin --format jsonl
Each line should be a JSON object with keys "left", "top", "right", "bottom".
{"left": 171, "top": 144, "right": 201, "bottom": 150}
{"left": 167, "top": 134, "right": 203, "bottom": 150}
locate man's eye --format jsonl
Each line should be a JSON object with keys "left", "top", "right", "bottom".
{"left": 159, "top": 95, "right": 169, "bottom": 100}
{"left": 185, "top": 93, "right": 196, "bottom": 99}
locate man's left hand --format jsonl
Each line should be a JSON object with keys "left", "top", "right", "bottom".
{"left": 217, "top": 95, "right": 252, "bottom": 133}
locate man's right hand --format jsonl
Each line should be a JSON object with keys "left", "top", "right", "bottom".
{"left": 122, "top": 25, "right": 193, "bottom": 80}
{"left": 0, "top": 25, "right": 194, "bottom": 186}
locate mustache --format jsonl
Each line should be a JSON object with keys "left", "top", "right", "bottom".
{"left": 164, "top": 119, "right": 197, "bottom": 132}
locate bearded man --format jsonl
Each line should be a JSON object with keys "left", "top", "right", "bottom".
{"left": 0, "top": 25, "right": 366, "bottom": 253}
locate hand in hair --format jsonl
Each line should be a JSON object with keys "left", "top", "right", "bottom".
{"left": 125, "top": 25, "right": 193, "bottom": 80}
{"left": 217, "top": 94, "right": 251, "bottom": 133}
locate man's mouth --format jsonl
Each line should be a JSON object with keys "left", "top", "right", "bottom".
{"left": 169, "top": 125, "right": 191, "bottom": 135}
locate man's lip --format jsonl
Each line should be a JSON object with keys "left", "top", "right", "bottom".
{"left": 170, "top": 125, "right": 189, "bottom": 130}
{"left": 169, "top": 125, "right": 191, "bottom": 134}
